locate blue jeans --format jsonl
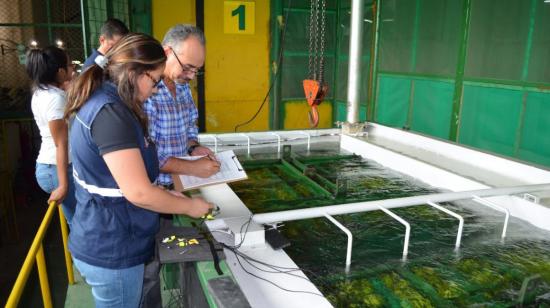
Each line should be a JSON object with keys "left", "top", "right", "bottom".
{"left": 35, "top": 163, "right": 76, "bottom": 224}
{"left": 73, "top": 258, "right": 145, "bottom": 308}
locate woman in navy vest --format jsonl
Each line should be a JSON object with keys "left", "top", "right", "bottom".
{"left": 64, "top": 33, "right": 212, "bottom": 307}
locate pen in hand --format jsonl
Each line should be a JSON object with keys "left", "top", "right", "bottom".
{"left": 207, "top": 154, "right": 219, "bottom": 163}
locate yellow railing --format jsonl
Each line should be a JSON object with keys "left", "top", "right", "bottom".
{"left": 5, "top": 201, "right": 74, "bottom": 308}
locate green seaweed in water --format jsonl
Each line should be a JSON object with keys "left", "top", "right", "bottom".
{"left": 325, "top": 279, "right": 385, "bottom": 308}
{"left": 380, "top": 272, "right": 435, "bottom": 308}
{"left": 411, "top": 266, "right": 465, "bottom": 299}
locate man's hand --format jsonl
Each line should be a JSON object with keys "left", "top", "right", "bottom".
{"left": 190, "top": 145, "right": 214, "bottom": 157}
{"left": 189, "top": 157, "right": 220, "bottom": 178}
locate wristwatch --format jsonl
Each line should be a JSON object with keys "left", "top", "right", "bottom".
{"left": 188, "top": 144, "right": 200, "bottom": 155}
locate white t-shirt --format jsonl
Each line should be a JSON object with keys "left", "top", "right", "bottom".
{"left": 31, "top": 87, "right": 68, "bottom": 165}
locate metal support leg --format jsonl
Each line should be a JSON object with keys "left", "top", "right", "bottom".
{"left": 377, "top": 205, "right": 410, "bottom": 259}
{"left": 472, "top": 195, "right": 509, "bottom": 239}
{"left": 324, "top": 214, "right": 352, "bottom": 274}
{"left": 427, "top": 201, "right": 464, "bottom": 248}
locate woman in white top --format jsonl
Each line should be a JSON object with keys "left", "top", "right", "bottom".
{"left": 26, "top": 46, "right": 76, "bottom": 224}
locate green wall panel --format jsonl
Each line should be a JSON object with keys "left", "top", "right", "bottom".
{"left": 336, "top": 101, "right": 347, "bottom": 122}
{"left": 335, "top": 101, "right": 367, "bottom": 123}
{"left": 518, "top": 92, "right": 550, "bottom": 167}
{"left": 410, "top": 80, "right": 454, "bottom": 139}
{"left": 458, "top": 86, "right": 522, "bottom": 156}
{"left": 376, "top": 75, "right": 411, "bottom": 127}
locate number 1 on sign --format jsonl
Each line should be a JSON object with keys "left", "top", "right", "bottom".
{"left": 223, "top": 1, "right": 255, "bottom": 34}
{"left": 232, "top": 5, "right": 245, "bottom": 30}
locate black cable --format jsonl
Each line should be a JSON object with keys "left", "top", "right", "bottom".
{"left": 222, "top": 215, "right": 253, "bottom": 250}
{"left": 217, "top": 216, "right": 332, "bottom": 289}
{"left": 224, "top": 242, "right": 331, "bottom": 290}
{"left": 207, "top": 215, "right": 331, "bottom": 296}
{"left": 227, "top": 244, "right": 300, "bottom": 271}
{"left": 233, "top": 248, "right": 313, "bottom": 283}
{"left": 231, "top": 248, "right": 325, "bottom": 297}
{"left": 234, "top": 0, "right": 293, "bottom": 132}
{"left": 230, "top": 246, "right": 301, "bottom": 273}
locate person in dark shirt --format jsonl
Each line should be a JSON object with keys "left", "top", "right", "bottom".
{"left": 65, "top": 33, "right": 212, "bottom": 307}
{"left": 82, "top": 18, "right": 129, "bottom": 70}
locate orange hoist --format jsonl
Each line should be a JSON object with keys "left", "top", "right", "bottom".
{"left": 303, "top": 0, "right": 328, "bottom": 128}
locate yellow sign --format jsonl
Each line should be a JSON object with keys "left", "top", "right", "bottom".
{"left": 224, "top": 1, "right": 255, "bottom": 34}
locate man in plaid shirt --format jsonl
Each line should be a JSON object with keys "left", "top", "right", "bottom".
{"left": 144, "top": 24, "right": 220, "bottom": 189}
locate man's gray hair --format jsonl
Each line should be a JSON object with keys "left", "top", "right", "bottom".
{"left": 162, "top": 24, "right": 206, "bottom": 50}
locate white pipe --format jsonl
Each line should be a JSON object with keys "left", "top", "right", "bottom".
{"left": 297, "top": 132, "right": 311, "bottom": 151}
{"left": 240, "top": 133, "right": 251, "bottom": 155}
{"left": 200, "top": 135, "right": 218, "bottom": 153}
{"left": 377, "top": 206, "right": 410, "bottom": 258}
{"left": 252, "top": 183, "right": 550, "bottom": 225}
{"left": 427, "top": 201, "right": 464, "bottom": 248}
{"left": 324, "top": 214, "right": 352, "bottom": 274}
{"left": 472, "top": 196, "right": 510, "bottom": 239}
{"left": 270, "top": 132, "right": 282, "bottom": 153}
{"left": 346, "top": 0, "right": 365, "bottom": 124}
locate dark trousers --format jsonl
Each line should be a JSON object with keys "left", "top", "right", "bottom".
{"left": 139, "top": 216, "right": 170, "bottom": 308}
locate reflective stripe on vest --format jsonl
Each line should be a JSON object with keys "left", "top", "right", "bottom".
{"left": 73, "top": 170, "right": 124, "bottom": 197}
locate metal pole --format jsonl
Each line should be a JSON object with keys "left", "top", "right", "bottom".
{"left": 332, "top": 5, "right": 341, "bottom": 123}
{"left": 269, "top": 0, "right": 283, "bottom": 130}
{"left": 58, "top": 206, "right": 74, "bottom": 285}
{"left": 252, "top": 183, "right": 550, "bottom": 225}
{"left": 36, "top": 245, "right": 53, "bottom": 308}
{"left": 6, "top": 202, "right": 57, "bottom": 307}
{"left": 346, "top": 0, "right": 365, "bottom": 124}
{"left": 368, "top": 0, "right": 381, "bottom": 121}
{"left": 80, "top": 0, "right": 88, "bottom": 58}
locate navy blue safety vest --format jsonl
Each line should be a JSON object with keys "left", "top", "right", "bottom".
{"left": 68, "top": 81, "right": 160, "bottom": 269}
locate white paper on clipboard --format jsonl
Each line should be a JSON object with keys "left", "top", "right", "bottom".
{"left": 176, "top": 150, "right": 247, "bottom": 190}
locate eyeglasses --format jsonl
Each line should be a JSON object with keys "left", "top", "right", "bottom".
{"left": 170, "top": 47, "right": 203, "bottom": 76}
{"left": 145, "top": 72, "right": 162, "bottom": 89}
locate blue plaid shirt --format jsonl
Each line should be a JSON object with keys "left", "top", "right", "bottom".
{"left": 144, "top": 80, "right": 198, "bottom": 186}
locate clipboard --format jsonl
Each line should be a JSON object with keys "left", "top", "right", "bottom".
{"left": 172, "top": 150, "right": 247, "bottom": 191}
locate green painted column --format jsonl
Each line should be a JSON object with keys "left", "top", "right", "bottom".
{"left": 129, "top": 0, "right": 152, "bottom": 35}
{"left": 521, "top": 0, "right": 537, "bottom": 82}
{"left": 409, "top": 0, "right": 421, "bottom": 73}
{"left": 406, "top": 0, "right": 421, "bottom": 129}
{"left": 515, "top": 0, "right": 537, "bottom": 157}
{"left": 269, "top": 0, "right": 283, "bottom": 130}
{"left": 449, "top": 0, "right": 472, "bottom": 142}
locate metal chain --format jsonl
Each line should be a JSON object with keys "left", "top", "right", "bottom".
{"left": 319, "top": 0, "right": 326, "bottom": 84}
{"left": 308, "top": 0, "right": 315, "bottom": 79}
{"left": 307, "top": 0, "right": 326, "bottom": 83}
{"left": 312, "top": 0, "right": 320, "bottom": 81}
